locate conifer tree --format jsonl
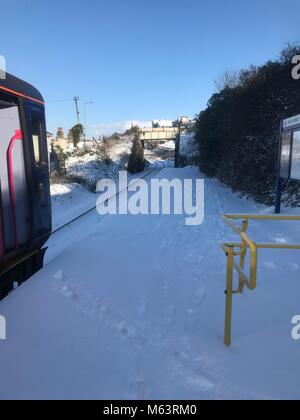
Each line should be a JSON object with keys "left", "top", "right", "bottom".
{"left": 127, "top": 133, "right": 145, "bottom": 174}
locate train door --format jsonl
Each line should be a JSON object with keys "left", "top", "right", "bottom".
{"left": 0, "top": 97, "right": 30, "bottom": 259}
{"left": 24, "top": 102, "right": 51, "bottom": 237}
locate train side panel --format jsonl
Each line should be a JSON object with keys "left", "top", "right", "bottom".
{"left": 0, "top": 102, "right": 30, "bottom": 258}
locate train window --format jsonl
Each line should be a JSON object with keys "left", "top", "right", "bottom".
{"left": 31, "top": 117, "right": 42, "bottom": 165}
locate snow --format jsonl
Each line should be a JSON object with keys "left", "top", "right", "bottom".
{"left": 50, "top": 166, "right": 156, "bottom": 231}
{"left": 1, "top": 167, "right": 300, "bottom": 399}
{"left": 157, "top": 140, "right": 176, "bottom": 150}
{"left": 65, "top": 140, "right": 133, "bottom": 190}
{"left": 152, "top": 120, "right": 174, "bottom": 128}
{"left": 180, "top": 133, "right": 198, "bottom": 157}
{"left": 51, "top": 183, "right": 96, "bottom": 230}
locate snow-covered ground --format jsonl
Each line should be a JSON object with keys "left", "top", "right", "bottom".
{"left": 1, "top": 167, "right": 300, "bottom": 399}
{"left": 56, "top": 137, "right": 175, "bottom": 192}
{"left": 50, "top": 165, "right": 159, "bottom": 231}
{"left": 157, "top": 140, "right": 176, "bottom": 150}
{"left": 51, "top": 183, "right": 97, "bottom": 231}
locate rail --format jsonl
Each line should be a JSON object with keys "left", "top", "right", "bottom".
{"left": 51, "top": 165, "right": 156, "bottom": 235}
{"left": 221, "top": 214, "right": 300, "bottom": 346}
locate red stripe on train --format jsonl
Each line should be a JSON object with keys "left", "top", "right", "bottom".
{"left": 0, "top": 85, "right": 45, "bottom": 106}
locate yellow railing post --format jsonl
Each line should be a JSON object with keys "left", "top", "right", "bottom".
{"left": 238, "top": 220, "right": 248, "bottom": 293}
{"left": 224, "top": 246, "right": 234, "bottom": 347}
{"left": 221, "top": 213, "right": 300, "bottom": 346}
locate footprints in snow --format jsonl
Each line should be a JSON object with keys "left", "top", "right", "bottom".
{"left": 53, "top": 270, "right": 137, "bottom": 340}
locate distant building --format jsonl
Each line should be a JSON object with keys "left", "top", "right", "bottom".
{"left": 56, "top": 127, "right": 65, "bottom": 139}
{"left": 52, "top": 127, "right": 71, "bottom": 151}
{"left": 152, "top": 120, "right": 174, "bottom": 129}
{"left": 173, "top": 116, "right": 191, "bottom": 127}
{"left": 151, "top": 117, "right": 191, "bottom": 129}
{"left": 179, "top": 116, "right": 190, "bottom": 125}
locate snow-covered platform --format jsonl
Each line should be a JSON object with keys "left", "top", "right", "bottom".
{"left": 0, "top": 167, "right": 300, "bottom": 399}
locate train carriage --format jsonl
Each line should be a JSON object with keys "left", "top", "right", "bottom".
{"left": 0, "top": 73, "right": 51, "bottom": 299}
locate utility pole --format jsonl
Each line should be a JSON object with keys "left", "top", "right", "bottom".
{"left": 175, "top": 119, "right": 182, "bottom": 168}
{"left": 73, "top": 96, "right": 80, "bottom": 124}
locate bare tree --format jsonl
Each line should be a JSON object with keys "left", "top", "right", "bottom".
{"left": 214, "top": 70, "right": 240, "bottom": 92}
{"left": 94, "top": 136, "right": 112, "bottom": 165}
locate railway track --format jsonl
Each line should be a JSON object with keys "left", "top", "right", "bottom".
{"left": 50, "top": 163, "right": 162, "bottom": 236}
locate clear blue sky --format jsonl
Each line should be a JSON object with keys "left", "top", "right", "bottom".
{"left": 1, "top": 0, "right": 299, "bottom": 136}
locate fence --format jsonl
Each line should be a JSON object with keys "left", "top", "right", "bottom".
{"left": 221, "top": 214, "right": 300, "bottom": 346}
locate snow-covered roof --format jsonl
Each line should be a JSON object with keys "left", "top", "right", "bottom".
{"left": 152, "top": 120, "right": 174, "bottom": 128}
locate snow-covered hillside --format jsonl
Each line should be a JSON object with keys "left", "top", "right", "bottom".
{"left": 0, "top": 167, "right": 300, "bottom": 399}
{"left": 52, "top": 136, "right": 175, "bottom": 192}
{"left": 64, "top": 138, "right": 133, "bottom": 190}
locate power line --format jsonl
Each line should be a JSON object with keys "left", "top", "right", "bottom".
{"left": 45, "top": 98, "right": 74, "bottom": 104}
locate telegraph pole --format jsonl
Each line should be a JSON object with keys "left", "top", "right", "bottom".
{"left": 73, "top": 96, "right": 80, "bottom": 124}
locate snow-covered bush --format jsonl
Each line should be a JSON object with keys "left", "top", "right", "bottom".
{"left": 62, "top": 136, "right": 133, "bottom": 190}
{"left": 95, "top": 137, "right": 112, "bottom": 165}
{"left": 177, "top": 132, "right": 199, "bottom": 167}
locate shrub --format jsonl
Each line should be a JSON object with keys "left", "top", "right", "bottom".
{"left": 127, "top": 133, "right": 145, "bottom": 174}
{"left": 95, "top": 137, "right": 112, "bottom": 165}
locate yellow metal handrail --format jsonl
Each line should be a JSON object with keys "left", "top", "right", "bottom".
{"left": 221, "top": 214, "right": 300, "bottom": 346}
